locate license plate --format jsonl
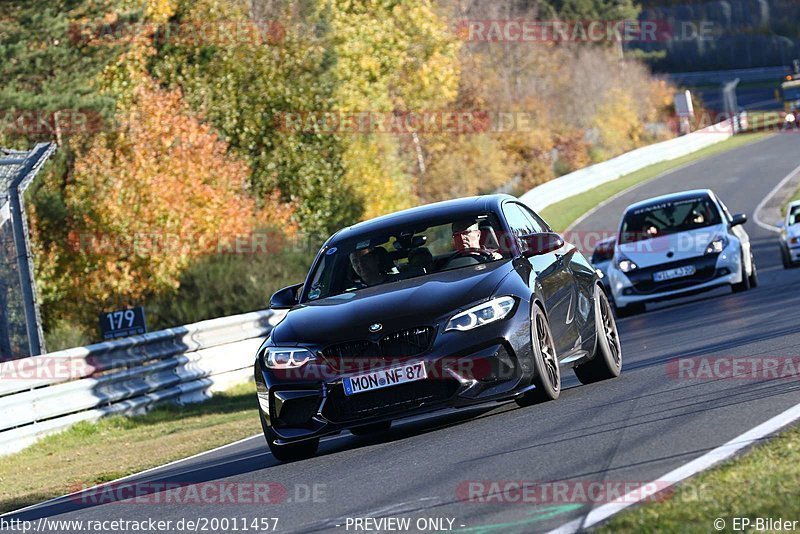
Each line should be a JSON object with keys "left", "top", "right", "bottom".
{"left": 653, "top": 265, "right": 696, "bottom": 282}
{"left": 343, "top": 361, "right": 427, "bottom": 396}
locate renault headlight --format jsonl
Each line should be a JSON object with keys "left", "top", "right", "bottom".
{"left": 615, "top": 254, "right": 638, "bottom": 273}
{"left": 262, "top": 347, "right": 316, "bottom": 369}
{"left": 705, "top": 235, "right": 728, "bottom": 254}
{"left": 446, "top": 297, "right": 515, "bottom": 332}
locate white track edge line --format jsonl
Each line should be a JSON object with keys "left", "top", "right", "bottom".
{"left": 753, "top": 162, "right": 800, "bottom": 233}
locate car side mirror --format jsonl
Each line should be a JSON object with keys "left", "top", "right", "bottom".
{"left": 730, "top": 213, "right": 747, "bottom": 227}
{"left": 520, "top": 232, "right": 565, "bottom": 257}
{"left": 270, "top": 283, "right": 303, "bottom": 309}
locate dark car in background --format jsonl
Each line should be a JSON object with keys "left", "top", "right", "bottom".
{"left": 590, "top": 236, "right": 616, "bottom": 297}
{"left": 255, "top": 195, "right": 623, "bottom": 461}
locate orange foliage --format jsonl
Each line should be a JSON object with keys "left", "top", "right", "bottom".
{"left": 64, "top": 83, "right": 292, "bottom": 309}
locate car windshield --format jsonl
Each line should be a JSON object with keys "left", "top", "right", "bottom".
{"left": 789, "top": 207, "right": 800, "bottom": 226}
{"left": 302, "top": 214, "right": 511, "bottom": 302}
{"left": 619, "top": 196, "right": 722, "bottom": 244}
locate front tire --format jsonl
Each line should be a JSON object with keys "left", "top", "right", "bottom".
{"left": 748, "top": 254, "right": 759, "bottom": 287}
{"left": 731, "top": 250, "right": 752, "bottom": 293}
{"left": 781, "top": 245, "right": 793, "bottom": 269}
{"left": 260, "top": 411, "right": 319, "bottom": 462}
{"left": 516, "top": 304, "right": 560, "bottom": 407}
{"left": 575, "top": 287, "right": 622, "bottom": 384}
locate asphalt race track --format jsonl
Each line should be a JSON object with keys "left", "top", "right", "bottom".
{"left": 7, "top": 133, "right": 800, "bottom": 533}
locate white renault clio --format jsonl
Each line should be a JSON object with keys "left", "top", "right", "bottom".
{"left": 607, "top": 189, "right": 757, "bottom": 317}
{"left": 779, "top": 200, "right": 800, "bottom": 268}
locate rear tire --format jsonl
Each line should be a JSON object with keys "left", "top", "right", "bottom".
{"left": 260, "top": 411, "right": 319, "bottom": 462}
{"left": 575, "top": 287, "right": 622, "bottom": 384}
{"left": 350, "top": 421, "right": 391, "bottom": 436}
{"left": 516, "top": 304, "right": 560, "bottom": 407}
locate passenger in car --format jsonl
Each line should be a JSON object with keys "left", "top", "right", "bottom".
{"left": 350, "top": 248, "right": 391, "bottom": 286}
{"left": 407, "top": 247, "right": 434, "bottom": 275}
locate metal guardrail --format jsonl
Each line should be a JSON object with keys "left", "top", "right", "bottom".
{"left": 0, "top": 309, "right": 283, "bottom": 455}
{"left": 519, "top": 119, "right": 736, "bottom": 213}
{"left": 667, "top": 67, "right": 790, "bottom": 85}
{"left": 1, "top": 143, "right": 57, "bottom": 359}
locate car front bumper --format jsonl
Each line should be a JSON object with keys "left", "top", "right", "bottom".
{"left": 254, "top": 300, "right": 536, "bottom": 444}
{"left": 610, "top": 248, "right": 743, "bottom": 307}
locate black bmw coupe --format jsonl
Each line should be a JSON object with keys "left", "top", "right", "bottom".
{"left": 255, "top": 195, "right": 622, "bottom": 461}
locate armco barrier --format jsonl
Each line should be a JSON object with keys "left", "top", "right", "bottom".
{"left": 667, "top": 66, "right": 790, "bottom": 85}
{"left": 519, "top": 119, "right": 735, "bottom": 213}
{"left": 0, "top": 310, "right": 283, "bottom": 456}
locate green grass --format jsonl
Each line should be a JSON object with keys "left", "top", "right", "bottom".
{"left": 0, "top": 381, "right": 262, "bottom": 514}
{"left": 540, "top": 133, "right": 769, "bottom": 232}
{"left": 790, "top": 184, "right": 800, "bottom": 205}
{"left": 600, "top": 424, "right": 800, "bottom": 533}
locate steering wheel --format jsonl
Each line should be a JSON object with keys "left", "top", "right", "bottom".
{"left": 446, "top": 248, "right": 495, "bottom": 265}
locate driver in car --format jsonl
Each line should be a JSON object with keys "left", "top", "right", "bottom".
{"left": 451, "top": 219, "right": 502, "bottom": 259}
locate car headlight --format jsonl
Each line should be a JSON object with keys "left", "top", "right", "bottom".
{"left": 262, "top": 347, "right": 316, "bottom": 369}
{"left": 446, "top": 296, "right": 515, "bottom": 332}
{"left": 705, "top": 235, "right": 728, "bottom": 254}
{"left": 615, "top": 254, "right": 638, "bottom": 273}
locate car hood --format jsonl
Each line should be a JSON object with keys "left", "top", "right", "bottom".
{"left": 270, "top": 260, "right": 515, "bottom": 346}
{"left": 786, "top": 223, "right": 800, "bottom": 239}
{"left": 617, "top": 224, "right": 726, "bottom": 269}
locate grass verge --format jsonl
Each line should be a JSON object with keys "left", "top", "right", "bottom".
{"left": 788, "top": 184, "right": 800, "bottom": 209}
{"left": 0, "top": 381, "right": 261, "bottom": 515}
{"left": 540, "top": 132, "right": 769, "bottom": 232}
{"left": 599, "top": 423, "right": 800, "bottom": 532}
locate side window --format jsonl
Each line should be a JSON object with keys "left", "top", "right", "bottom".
{"left": 502, "top": 203, "right": 536, "bottom": 236}
{"left": 519, "top": 204, "right": 549, "bottom": 233}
